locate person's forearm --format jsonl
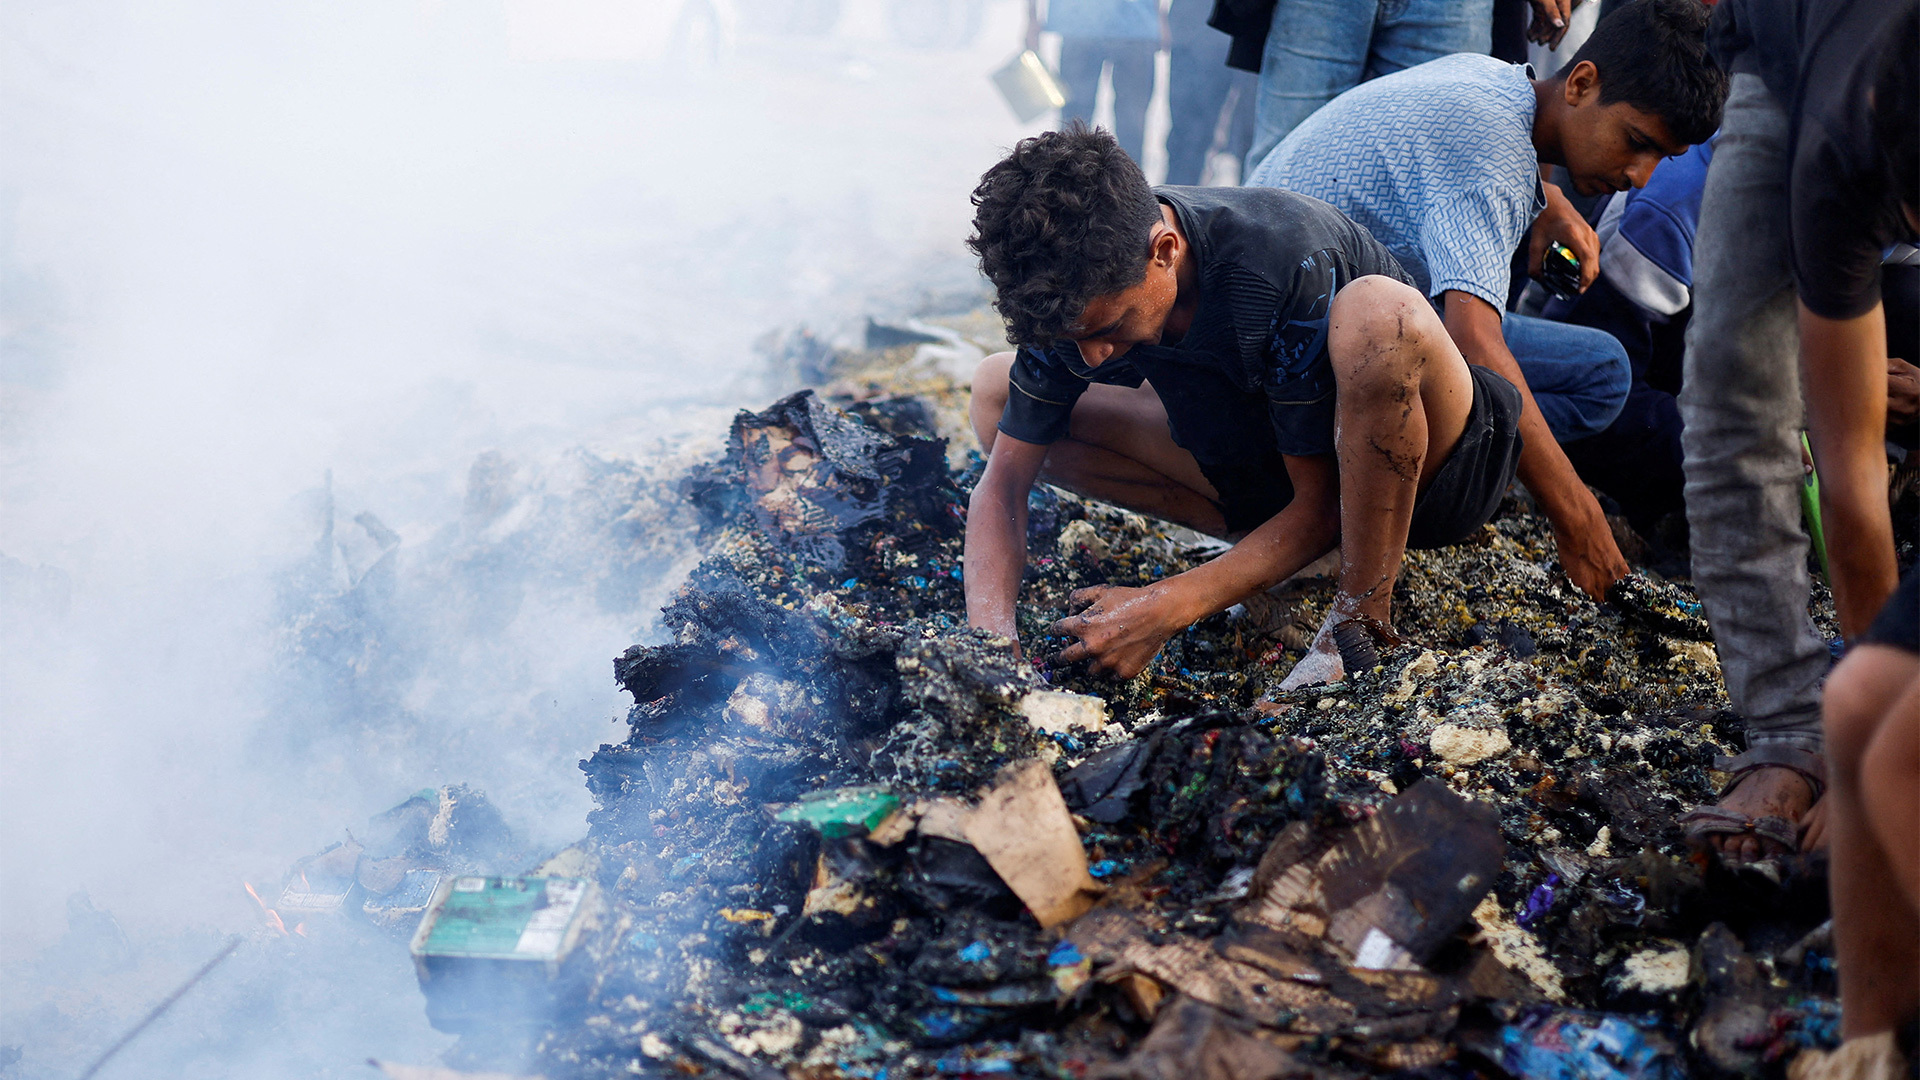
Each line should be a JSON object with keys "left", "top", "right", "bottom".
{"left": 964, "top": 484, "right": 1030, "bottom": 640}
{"left": 1821, "top": 470, "right": 1898, "bottom": 641}
{"left": 1442, "top": 290, "right": 1626, "bottom": 598}
{"left": 1445, "top": 301, "right": 1591, "bottom": 522}
{"left": 1800, "top": 301, "right": 1900, "bottom": 640}
{"left": 1154, "top": 487, "right": 1339, "bottom": 625}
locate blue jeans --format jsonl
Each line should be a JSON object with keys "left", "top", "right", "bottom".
{"left": 1058, "top": 37, "right": 1160, "bottom": 165}
{"left": 1501, "top": 311, "right": 1631, "bottom": 443}
{"left": 1166, "top": 26, "right": 1256, "bottom": 185}
{"left": 1249, "top": 0, "right": 1492, "bottom": 169}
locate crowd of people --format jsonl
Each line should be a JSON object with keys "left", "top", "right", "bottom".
{"left": 980, "top": 0, "right": 1916, "bottom": 1072}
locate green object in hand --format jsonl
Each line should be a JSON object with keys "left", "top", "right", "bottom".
{"left": 1800, "top": 432, "right": 1830, "bottom": 579}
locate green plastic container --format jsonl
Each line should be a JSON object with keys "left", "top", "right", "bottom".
{"left": 409, "top": 876, "right": 601, "bottom": 1034}
{"left": 774, "top": 785, "right": 901, "bottom": 838}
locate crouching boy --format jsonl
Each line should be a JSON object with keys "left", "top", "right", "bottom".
{"left": 963, "top": 126, "right": 1523, "bottom": 688}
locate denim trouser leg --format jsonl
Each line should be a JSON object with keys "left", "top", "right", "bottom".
{"left": 1105, "top": 41, "right": 1158, "bottom": 165}
{"left": 1500, "top": 312, "right": 1632, "bottom": 442}
{"left": 1367, "top": 0, "right": 1491, "bottom": 78}
{"left": 1224, "top": 69, "right": 1257, "bottom": 175}
{"left": 1248, "top": 0, "right": 1492, "bottom": 172}
{"left": 1058, "top": 38, "right": 1106, "bottom": 130}
{"left": 1249, "top": 0, "right": 1375, "bottom": 171}
{"left": 1679, "top": 74, "right": 1826, "bottom": 753}
{"left": 1058, "top": 38, "right": 1157, "bottom": 164}
{"left": 1167, "top": 39, "right": 1237, "bottom": 185}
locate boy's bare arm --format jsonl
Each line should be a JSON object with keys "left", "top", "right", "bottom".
{"left": 1051, "top": 455, "right": 1341, "bottom": 678}
{"left": 964, "top": 433, "right": 1051, "bottom": 646}
{"left": 1800, "top": 300, "right": 1899, "bottom": 640}
{"left": 1442, "top": 290, "right": 1628, "bottom": 599}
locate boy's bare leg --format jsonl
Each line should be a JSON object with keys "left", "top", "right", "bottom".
{"left": 970, "top": 352, "right": 1227, "bottom": 535}
{"left": 1823, "top": 644, "right": 1920, "bottom": 1039}
{"left": 1281, "top": 276, "right": 1475, "bottom": 689}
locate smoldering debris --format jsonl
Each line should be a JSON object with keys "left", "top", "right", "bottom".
{"left": 402, "top": 347, "right": 1844, "bottom": 1079}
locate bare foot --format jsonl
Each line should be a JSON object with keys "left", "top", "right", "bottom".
{"left": 1711, "top": 766, "right": 1818, "bottom": 862}
{"left": 1796, "top": 795, "right": 1830, "bottom": 853}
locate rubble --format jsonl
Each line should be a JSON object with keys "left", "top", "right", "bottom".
{"left": 417, "top": 345, "right": 1859, "bottom": 1079}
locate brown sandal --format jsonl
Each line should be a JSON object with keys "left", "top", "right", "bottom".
{"left": 1678, "top": 745, "right": 1826, "bottom": 859}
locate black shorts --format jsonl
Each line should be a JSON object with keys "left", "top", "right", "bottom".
{"left": 1404, "top": 364, "right": 1525, "bottom": 549}
{"left": 1163, "top": 363, "right": 1522, "bottom": 547}
{"left": 1862, "top": 567, "right": 1920, "bottom": 653}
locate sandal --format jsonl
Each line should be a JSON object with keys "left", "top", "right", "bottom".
{"left": 1679, "top": 745, "right": 1827, "bottom": 859}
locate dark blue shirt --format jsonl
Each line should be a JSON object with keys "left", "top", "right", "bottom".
{"left": 998, "top": 185, "right": 1411, "bottom": 458}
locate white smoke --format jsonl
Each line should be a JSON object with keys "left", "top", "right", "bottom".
{"left": 0, "top": 0, "right": 1046, "bottom": 1074}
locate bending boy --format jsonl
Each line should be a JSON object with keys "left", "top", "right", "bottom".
{"left": 963, "top": 127, "right": 1522, "bottom": 686}
{"left": 1247, "top": 0, "right": 1728, "bottom": 600}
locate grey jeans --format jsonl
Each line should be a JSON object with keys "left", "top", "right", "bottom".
{"left": 1679, "top": 74, "right": 1827, "bottom": 753}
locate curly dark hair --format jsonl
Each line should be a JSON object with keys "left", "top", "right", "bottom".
{"left": 1567, "top": 0, "right": 1727, "bottom": 146}
{"left": 967, "top": 124, "right": 1164, "bottom": 347}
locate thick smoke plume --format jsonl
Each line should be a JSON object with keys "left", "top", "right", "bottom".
{"left": 0, "top": 0, "right": 1057, "bottom": 1075}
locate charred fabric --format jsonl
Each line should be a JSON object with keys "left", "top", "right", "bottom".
{"left": 454, "top": 385, "right": 1845, "bottom": 1079}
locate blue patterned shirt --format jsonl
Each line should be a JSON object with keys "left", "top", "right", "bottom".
{"left": 1247, "top": 54, "right": 1546, "bottom": 311}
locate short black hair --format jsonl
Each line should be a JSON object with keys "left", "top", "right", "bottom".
{"left": 1869, "top": 3, "right": 1918, "bottom": 211}
{"left": 1564, "top": 0, "right": 1727, "bottom": 145}
{"left": 968, "top": 124, "right": 1163, "bottom": 347}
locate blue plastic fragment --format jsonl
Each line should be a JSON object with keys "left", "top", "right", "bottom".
{"left": 1088, "top": 860, "right": 1120, "bottom": 879}
{"left": 1519, "top": 874, "right": 1560, "bottom": 928}
{"left": 1500, "top": 1008, "right": 1680, "bottom": 1080}
{"left": 915, "top": 1009, "right": 972, "bottom": 1039}
{"left": 842, "top": 578, "right": 859, "bottom": 589}
{"left": 957, "top": 940, "right": 992, "bottom": 963}
{"left": 1785, "top": 998, "right": 1843, "bottom": 1050}
{"left": 1598, "top": 882, "right": 1647, "bottom": 926}
{"left": 1048, "top": 941, "right": 1084, "bottom": 967}
{"left": 933, "top": 1055, "right": 1016, "bottom": 1075}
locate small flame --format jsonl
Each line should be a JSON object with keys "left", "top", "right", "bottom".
{"left": 243, "top": 882, "right": 289, "bottom": 936}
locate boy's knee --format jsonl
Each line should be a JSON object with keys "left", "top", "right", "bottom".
{"left": 1328, "top": 276, "right": 1436, "bottom": 377}
{"left": 970, "top": 352, "right": 1017, "bottom": 450}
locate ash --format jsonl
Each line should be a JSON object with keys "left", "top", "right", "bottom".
{"left": 511, "top": 341, "right": 1843, "bottom": 1080}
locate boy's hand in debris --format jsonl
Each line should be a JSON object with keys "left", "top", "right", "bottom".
{"left": 1528, "top": 183, "right": 1599, "bottom": 293}
{"left": 1050, "top": 584, "right": 1186, "bottom": 679}
{"left": 1552, "top": 498, "right": 1632, "bottom": 601}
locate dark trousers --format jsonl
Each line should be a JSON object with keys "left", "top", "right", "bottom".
{"left": 1058, "top": 37, "right": 1159, "bottom": 164}
{"left": 1165, "top": 40, "right": 1255, "bottom": 185}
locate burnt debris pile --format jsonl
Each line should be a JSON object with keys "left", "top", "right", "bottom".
{"left": 507, "top": 382, "right": 1840, "bottom": 1080}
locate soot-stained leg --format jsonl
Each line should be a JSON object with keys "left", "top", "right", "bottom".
{"left": 1279, "top": 276, "right": 1474, "bottom": 690}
